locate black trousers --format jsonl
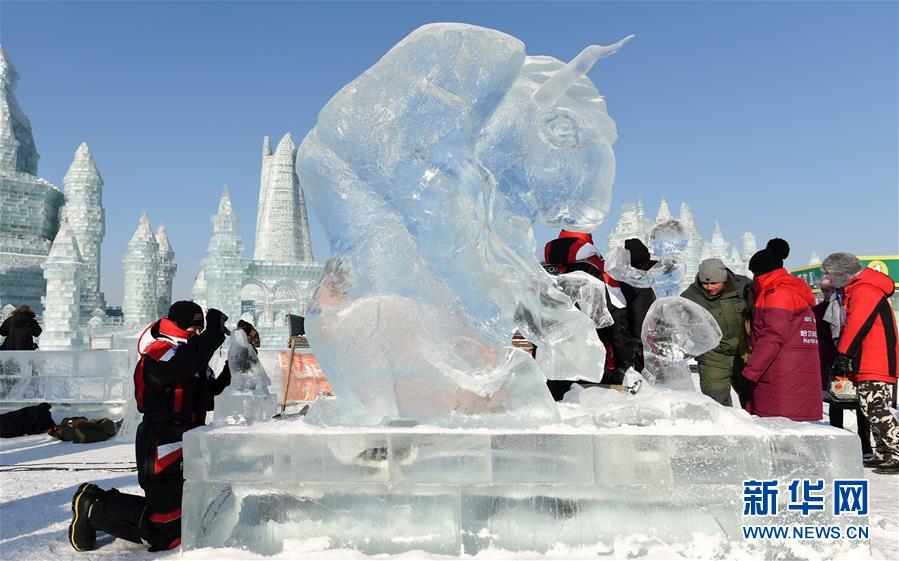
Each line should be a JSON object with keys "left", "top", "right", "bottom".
{"left": 89, "top": 421, "right": 192, "bottom": 551}
{"left": 828, "top": 399, "right": 873, "bottom": 456}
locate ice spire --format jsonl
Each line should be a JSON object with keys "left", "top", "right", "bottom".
{"left": 253, "top": 132, "right": 314, "bottom": 262}
{"left": 709, "top": 221, "right": 729, "bottom": 259}
{"left": 741, "top": 232, "right": 757, "bottom": 262}
{"left": 63, "top": 143, "right": 102, "bottom": 199}
{"left": 256, "top": 136, "right": 273, "bottom": 236}
{"left": 214, "top": 184, "right": 238, "bottom": 231}
{"left": 122, "top": 213, "right": 159, "bottom": 327}
{"left": 678, "top": 203, "right": 703, "bottom": 289}
{"left": 202, "top": 186, "right": 244, "bottom": 327}
{"left": 809, "top": 250, "right": 821, "bottom": 265}
{"left": 0, "top": 45, "right": 39, "bottom": 174}
{"left": 60, "top": 142, "right": 106, "bottom": 316}
{"left": 678, "top": 202, "right": 693, "bottom": 225}
{"left": 155, "top": 224, "right": 177, "bottom": 317}
{"left": 727, "top": 246, "right": 744, "bottom": 273}
{"left": 655, "top": 198, "right": 672, "bottom": 222}
{"left": 41, "top": 220, "right": 84, "bottom": 348}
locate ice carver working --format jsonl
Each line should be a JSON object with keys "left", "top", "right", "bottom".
{"left": 68, "top": 301, "right": 231, "bottom": 552}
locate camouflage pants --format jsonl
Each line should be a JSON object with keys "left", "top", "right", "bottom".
{"left": 857, "top": 381, "right": 899, "bottom": 461}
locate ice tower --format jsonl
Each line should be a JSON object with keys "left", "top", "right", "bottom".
{"left": 201, "top": 186, "right": 244, "bottom": 329}
{"left": 0, "top": 46, "right": 64, "bottom": 313}
{"left": 707, "top": 221, "right": 729, "bottom": 261}
{"left": 742, "top": 232, "right": 758, "bottom": 262}
{"left": 40, "top": 221, "right": 84, "bottom": 348}
{"left": 194, "top": 136, "right": 324, "bottom": 344}
{"left": 678, "top": 203, "right": 703, "bottom": 284}
{"left": 122, "top": 214, "right": 158, "bottom": 327}
{"left": 59, "top": 143, "right": 106, "bottom": 317}
{"left": 655, "top": 198, "right": 672, "bottom": 222}
{"left": 253, "top": 133, "right": 313, "bottom": 263}
{"left": 155, "top": 224, "right": 176, "bottom": 317}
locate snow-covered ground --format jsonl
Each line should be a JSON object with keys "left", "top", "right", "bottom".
{"left": 1, "top": 425, "right": 896, "bottom": 561}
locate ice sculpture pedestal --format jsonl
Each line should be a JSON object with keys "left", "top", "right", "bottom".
{"left": 182, "top": 418, "right": 867, "bottom": 556}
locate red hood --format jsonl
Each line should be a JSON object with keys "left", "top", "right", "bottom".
{"left": 137, "top": 318, "right": 189, "bottom": 356}
{"left": 558, "top": 229, "right": 594, "bottom": 245}
{"left": 755, "top": 268, "right": 815, "bottom": 306}
{"left": 845, "top": 267, "right": 896, "bottom": 298}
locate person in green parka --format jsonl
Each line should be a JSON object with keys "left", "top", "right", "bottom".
{"left": 681, "top": 258, "right": 751, "bottom": 406}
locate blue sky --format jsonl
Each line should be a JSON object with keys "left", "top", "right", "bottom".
{"left": 3, "top": 1, "right": 896, "bottom": 305}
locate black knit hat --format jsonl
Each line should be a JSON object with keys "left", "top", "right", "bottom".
{"left": 765, "top": 238, "right": 790, "bottom": 260}
{"left": 624, "top": 238, "right": 651, "bottom": 266}
{"left": 167, "top": 301, "right": 204, "bottom": 330}
{"left": 748, "top": 249, "right": 783, "bottom": 276}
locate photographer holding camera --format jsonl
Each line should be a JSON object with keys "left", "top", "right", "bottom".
{"left": 69, "top": 301, "right": 232, "bottom": 552}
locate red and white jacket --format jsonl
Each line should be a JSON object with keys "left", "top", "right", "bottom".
{"left": 134, "top": 318, "right": 227, "bottom": 424}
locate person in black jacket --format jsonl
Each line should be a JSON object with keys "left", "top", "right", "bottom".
{"left": 0, "top": 305, "right": 42, "bottom": 350}
{"left": 68, "top": 301, "right": 231, "bottom": 552}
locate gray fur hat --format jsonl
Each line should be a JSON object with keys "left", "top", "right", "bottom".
{"left": 821, "top": 252, "right": 863, "bottom": 288}
{"left": 697, "top": 258, "right": 728, "bottom": 283}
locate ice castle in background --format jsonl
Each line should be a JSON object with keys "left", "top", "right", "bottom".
{"left": 0, "top": 46, "right": 176, "bottom": 343}
{"left": 607, "top": 196, "right": 757, "bottom": 288}
{"left": 0, "top": 46, "right": 64, "bottom": 313}
{"left": 193, "top": 133, "right": 324, "bottom": 345}
{"left": 122, "top": 213, "right": 177, "bottom": 328}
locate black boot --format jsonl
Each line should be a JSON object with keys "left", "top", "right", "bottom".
{"left": 872, "top": 458, "right": 899, "bottom": 475}
{"left": 69, "top": 483, "right": 101, "bottom": 551}
{"left": 863, "top": 456, "right": 888, "bottom": 468}
{"left": 88, "top": 488, "right": 153, "bottom": 545}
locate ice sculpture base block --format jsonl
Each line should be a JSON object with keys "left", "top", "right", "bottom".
{"left": 182, "top": 418, "right": 867, "bottom": 557}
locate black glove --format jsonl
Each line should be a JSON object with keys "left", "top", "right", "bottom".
{"left": 833, "top": 354, "right": 854, "bottom": 377}
{"left": 215, "top": 362, "right": 232, "bottom": 393}
{"left": 205, "top": 308, "right": 230, "bottom": 336}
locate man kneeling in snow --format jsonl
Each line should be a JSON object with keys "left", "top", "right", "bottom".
{"left": 68, "top": 301, "right": 231, "bottom": 552}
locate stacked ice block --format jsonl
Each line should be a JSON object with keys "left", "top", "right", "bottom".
{"left": 0, "top": 349, "right": 129, "bottom": 403}
{"left": 182, "top": 418, "right": 866, "bottom": 556}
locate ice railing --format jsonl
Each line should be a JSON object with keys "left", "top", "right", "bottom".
{"left": 0, "top": 350, "right": 132, "bottom": 406}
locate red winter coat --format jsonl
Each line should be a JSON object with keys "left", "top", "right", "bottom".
{"left": 837, "top": 267, "right": 898, "bottom": 385}
{"left": 743, "top": 268, "right": 822, "bottom": 421}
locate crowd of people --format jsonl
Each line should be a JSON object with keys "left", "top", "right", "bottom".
{"left": 0, "top": 232, "right": 895, "bottom": 553}
{"left": 542, "top": 232, "right": 899, "bottom": 476}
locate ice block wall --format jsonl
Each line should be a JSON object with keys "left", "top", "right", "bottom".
{"left": 0, "top": 349, "right": 131, "bottom": 417}
{"left": 182, "top": 420, "right": 867, "bottom": 556}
